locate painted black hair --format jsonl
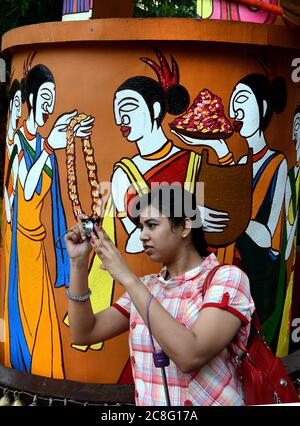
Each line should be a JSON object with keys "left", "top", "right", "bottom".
{"left": 8, "top": 79, "right": 21, "bottom": 105}
{"left": 116, "top": 76, "right": 189, "bottom": 127}
{"left": 130, "top": 185, "right": 208, "bottom": 258}
{"left": 21, "top": 64, "right": 54, "bottom": 116}
{"left": 238, "top": 73, "right": 287, "bottom": 132}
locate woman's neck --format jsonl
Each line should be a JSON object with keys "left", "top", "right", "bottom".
{"left": 165, "top": 249, "right": 204, "bottom": 279}
{"left": 136, "top": 126, "right": 168, "bottom": 157}
{"left": 246, "top": 130, "right": 267, "bottom": 154}
{"left": 25, "top": 112, "right": 38, "bottom": 135}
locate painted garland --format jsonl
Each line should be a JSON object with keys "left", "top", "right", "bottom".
{"left": 66, "top": 113, "right": 101, "bottom": 218}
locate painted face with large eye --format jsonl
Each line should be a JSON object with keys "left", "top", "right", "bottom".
{"left": 229, "top": 83, "right": 262, "bottom": 139}
{"left": 34, "top": 82, "right": 55, "bottom": 127}
{"left": 10, "top": 90, "right": 22, "bottom": 131}
{"left": 114, "top": 89, "right": 153, "bottom": 143}
{"left": 293, "top": 111, "right": 300, "bottom": 161}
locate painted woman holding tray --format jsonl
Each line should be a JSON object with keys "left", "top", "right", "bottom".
{"left": 175, "top": 55, "right": 288, "bottom": 349}
{"left": 109, "top": 49, "right": 231, "bottom": 254}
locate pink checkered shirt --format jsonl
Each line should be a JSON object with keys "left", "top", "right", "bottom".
{"left": 113, "top": 253, "right": 255, "bottom": 406}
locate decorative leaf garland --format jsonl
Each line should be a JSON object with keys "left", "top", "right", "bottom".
{"left": 66, "top": 113, "right": 101, "bottom": 219}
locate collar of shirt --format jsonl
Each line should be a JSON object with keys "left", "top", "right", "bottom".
{"left": 157, "top": 253, "right": 219, "bottom": 288}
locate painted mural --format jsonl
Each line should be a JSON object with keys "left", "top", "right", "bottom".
{"left": 278, "top": 102, "right": 300, "bottom": 356}
{"left": 62, "top": 0, "right": 93, "bottom": 21}
{"left": 197, "top": 0, "right": 280, "bottom": 23}
{"left": 3, "top": 54, "right": 94, "bottom": 377}
{"left": 228, "top": 58, "right": 288, "bottom": 350}
{"left": 1, "top": 45, "right": 299, "bottom": 383}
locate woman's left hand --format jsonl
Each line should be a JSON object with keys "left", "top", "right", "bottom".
{"left": 48, "top": 110, "right": 78, "bottom": 149}
{"left": 90, "top": 225, "right": 136, "bottom": 286}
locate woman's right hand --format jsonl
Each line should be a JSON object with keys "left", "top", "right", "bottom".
{"left": 65, "top": 215, "right": 92, "bottom": 262}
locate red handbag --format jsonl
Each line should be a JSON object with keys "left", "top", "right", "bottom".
{"left": 204, "top": 265, "right": 299, "bottom": 405}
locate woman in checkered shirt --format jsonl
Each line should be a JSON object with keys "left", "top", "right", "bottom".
{"left": 65, "top": 185, "right": 255, "bottom": 406}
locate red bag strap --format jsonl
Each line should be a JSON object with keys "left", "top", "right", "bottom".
{"left": 251, "top": 310, "right": 262, "bottom": 332}
{"left": 202, "top": 264, "right": 227, "bottom": 295}
{"left": 230, "top": 310, "right": 263, "bottom": 358}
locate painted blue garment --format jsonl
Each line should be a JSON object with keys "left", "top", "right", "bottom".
{"left": 17, "top": 131, "right": 70, "bottom": 287}
{"left": 49, "top": 150, "right": 70, "bottom": 287}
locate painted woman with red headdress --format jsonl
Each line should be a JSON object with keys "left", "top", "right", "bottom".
{"left": 110, "top": 49, "right": 230, "bottom": 253}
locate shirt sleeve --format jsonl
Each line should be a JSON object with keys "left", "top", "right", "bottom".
{"left": 201, "top": 265, "right": 255, "bottom": 326}
{"left": 112, "top": 291, "right": 131, "bottom": 319}
{"left": 112, "top": 274, "right": 155, "bottom": 319}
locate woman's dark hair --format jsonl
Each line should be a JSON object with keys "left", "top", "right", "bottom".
{"left": 116, "top": 76, "right": 189, "bottom": 127}
{"left": 238, "top": 73, "right": 287, "bottom": 132}
{"left": 130, "top": 185, "right": 208, "bottom": 258}
{"left": 21, "top": 64, "right": 54, "bottom": 115}
{"left": 8, "top": 79, "right": 21, "bottom": 105}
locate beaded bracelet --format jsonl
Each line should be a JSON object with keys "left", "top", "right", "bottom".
{"left": 218, "top": 151, "right": 234, "bottom": 165}
{"left": 66, "top": 288, "right": 92, "bottom": 302}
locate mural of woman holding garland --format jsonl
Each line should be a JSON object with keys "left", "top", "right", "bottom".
{"left": 3, "top": 55, "right": 94, "bottom": 378}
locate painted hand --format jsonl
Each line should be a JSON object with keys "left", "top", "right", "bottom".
{"left": 171, "top": 129, "right": 228, "bottom": 156}
{"left": 48, "top": 110, "right": 78, "bottom": 149}
{"left": 91, "top": 225, "right": 136, "bottom": 286}
{"left": 126, "top": 227, "right": 143, "bottom": 253}
{"left": 74, "top": 115, "right": 95, "bottom": 138}
{"left": 202, "top": 206, "right": 229, "bottom": 233}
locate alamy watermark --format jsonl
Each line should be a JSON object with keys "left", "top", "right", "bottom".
{"left": 291, "top": 58, "right": 300, "bottom": 84}
{"left": 0, "top": 58, "right": 6, "bottom": 83}
{"left": 97, "top": 181, "right": 205, "bottom": 227}
{"left": 291, "top": 318, "right": 300, "bottom": 344}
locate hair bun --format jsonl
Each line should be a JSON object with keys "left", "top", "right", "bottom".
{"left": 272, "top": 76, "right": 287, "bottom": 114}
{"left": 165, "top": 84, "right": 190, "bottom": 116}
